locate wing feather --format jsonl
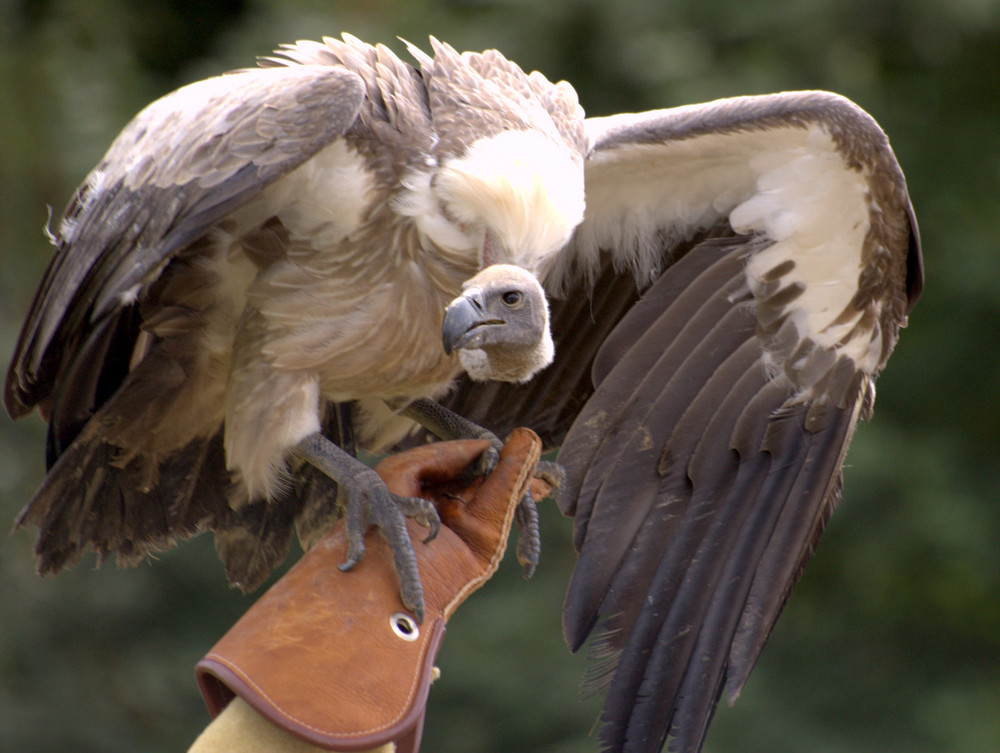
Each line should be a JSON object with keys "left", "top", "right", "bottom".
{"left": 7, "top": 60, "right": 368, "bottom": 588}
{"left": 5, "top": 64, "right": 365, "bottom": 419}
{"left": 563, "top": 237, "right": 753, "bottom": 527}
{"left": 440, "top": 91, "right": 920, "bottom": 753}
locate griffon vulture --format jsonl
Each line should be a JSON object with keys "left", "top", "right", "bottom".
{"left": 5, "top": 35, "right": 922, "bottom": 753}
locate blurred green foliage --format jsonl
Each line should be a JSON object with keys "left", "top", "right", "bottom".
{"left": 1, "top": 1, "right": 998, "bottom": 751}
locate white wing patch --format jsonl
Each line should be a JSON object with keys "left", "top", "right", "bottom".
{"left": 564, "top": 127, "right": 784, "bottom": 289}
{"left": 564, "top": 119, "right": 879, "bottom": 374}
{"left": 732, "top": 125, "right": 875, "bottom": 369}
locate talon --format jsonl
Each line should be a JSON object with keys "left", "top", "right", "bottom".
{"left": 341, "top": 484, "right": 429, "bottom": 621}
{"left": 400, "top": 582, "right": 426, "bottom": 624}
{"left": 422, "top": 518, "right": 440, "bottom": 544}
{"left": 340, "top": 493, "right": 369, "bottom": 571}
{"left": 290, "top": 434, "right": 429, "bottom": 622}
{"left": 394, "top": 494, "right": 441, "bottom": 544}
{"left": 532, "top": 460, "right": 566, "bottom": 502}
{"left": 475, "top": 436, "right": 503, "bottom": 476}
{"left": 339, "top": 536, "right": 365, "bottom": 571}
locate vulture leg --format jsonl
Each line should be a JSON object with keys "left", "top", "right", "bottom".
{"left": 513, "top": 492, "right": 541, "bottom": 578}
{"left": 400, "top": 397, "right": 544, "bottom": 576}
{"left": 401, "top": 397, "right": 504, "bottom": 471}
{"left": 290, "top": 432, "right": 440, "bottom": 622}
{"left": 512, "top": 460, "right": 565, "bottom": 577}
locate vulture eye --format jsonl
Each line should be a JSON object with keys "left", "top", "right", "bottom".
{"left": 501, "top": 290, "right": 524, "bottom": 308}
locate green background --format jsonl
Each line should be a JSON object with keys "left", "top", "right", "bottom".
{"left": 2, "top": 1, "right": 998, "bottom": 751}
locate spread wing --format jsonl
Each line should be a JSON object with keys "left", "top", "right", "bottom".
{"left": 441, "top": 91, "right": 922, "bottom": 752}
{"left": 4, "top": 62, "right": 366, "bottom": 581}
{"left": 5, "top": 64, "right": 364, "bottom": 443}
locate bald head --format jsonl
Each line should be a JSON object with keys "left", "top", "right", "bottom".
{"left": 442, "top": 264, "right": 554, "bottom": 383}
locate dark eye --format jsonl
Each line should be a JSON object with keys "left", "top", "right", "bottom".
{"left": 501, "top": 290, "right": 524, "bottom": 308}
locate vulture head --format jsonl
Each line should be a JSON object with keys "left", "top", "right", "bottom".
{"left": 442, "top": 264, "right": 554, "bottom": 383}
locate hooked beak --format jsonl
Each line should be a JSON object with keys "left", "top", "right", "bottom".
{"left": 442, "top": 288, "right": 503, "bottom": 355}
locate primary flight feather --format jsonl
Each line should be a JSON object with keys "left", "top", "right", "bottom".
{"left": 6, "top": 35, "right": 921, "bottom": 753}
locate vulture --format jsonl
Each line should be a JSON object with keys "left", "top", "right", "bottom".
{"left": 5, "top": 35, "right": 922, "bottom": 753}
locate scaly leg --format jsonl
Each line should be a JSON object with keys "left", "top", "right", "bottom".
{"left": 400, "top": 398, "right": 504, "bottom": 473}
{"left": 290, "top": 432, "right": 439, "bottom": 622}
{"left": 400, "top": 397, "right": 546, "bottom": 577}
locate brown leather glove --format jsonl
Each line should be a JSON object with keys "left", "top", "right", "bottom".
{"left": 196, "top": 428, "right": 544, "bottom": 753}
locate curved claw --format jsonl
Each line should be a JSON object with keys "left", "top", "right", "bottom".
{"left": 513, "top": 460, "right": 564, "bottom": 578}
{"left": 533, "top": 460, "right": 566, "bottom": 503}
{"left": 394, "top": 494, "right": 441, "bottom": 544}
{"left": 474, "top": 434, "right": 504, "bottom": 477}
{"left": 291, "top": 434, "right": 431, "bottom": 622}
{"left": 338, "top": 487, "right": 370, "bottom": 572}
{"left": 340, "top": 472, "right": 429, "bottom": 622}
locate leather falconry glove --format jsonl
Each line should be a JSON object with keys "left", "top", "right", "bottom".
{"left": 193, "top": 428, "right": 547, "bottom": 753}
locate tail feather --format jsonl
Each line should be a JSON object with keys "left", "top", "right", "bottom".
{"left": 17, "top": 394, "right": 358, "bottom": 591}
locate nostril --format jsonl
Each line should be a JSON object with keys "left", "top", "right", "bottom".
{"left": 467, "top": 288, "right": 485, "bottom": 312}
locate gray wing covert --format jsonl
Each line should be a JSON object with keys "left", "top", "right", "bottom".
{"left": 6, "top": 64, "right": 365, "bottom": 422}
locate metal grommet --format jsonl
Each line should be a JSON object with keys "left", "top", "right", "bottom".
{"left": 390, "top": 612, "right": 420, "bottom": 641}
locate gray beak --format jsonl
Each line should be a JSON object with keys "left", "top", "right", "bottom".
{"left": 442, "top": 288, "right": 498, "bottom": 355}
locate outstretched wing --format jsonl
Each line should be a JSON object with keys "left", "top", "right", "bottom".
{"left": 4, "top": 62, "right": 365, "bottom": 582}
{"left": 5, "top": 63, "right": 365, "bottom": 443}
{"left": 442, "top": 91, "right": 922, "bottom": 752}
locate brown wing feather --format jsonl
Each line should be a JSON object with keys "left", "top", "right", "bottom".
{"left": 440, "top": 92, "right": 921, "bottom": 753}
